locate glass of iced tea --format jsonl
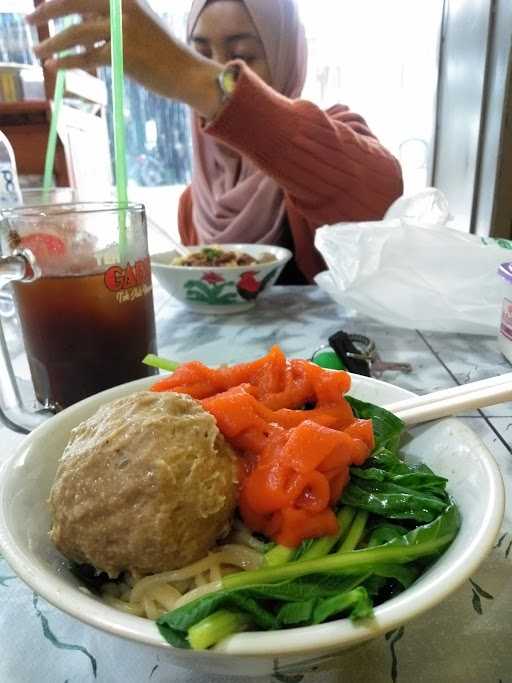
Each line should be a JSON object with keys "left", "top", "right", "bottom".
{"left": 0, "top": 202, "right": 157, "bottom": 431}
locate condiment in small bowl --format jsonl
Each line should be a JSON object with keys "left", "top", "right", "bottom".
{"left": 498, "top": 262, "right": 512, "bottom": 363}
{"left": 151, "top": 244, "right": 292, "bottom": 314}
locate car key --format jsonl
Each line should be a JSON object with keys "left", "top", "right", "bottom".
{"left": 370, "top": 351, "right": 413, "bottom": 378}
{"left": 313, "top": 331, "right": 413, "bottom": 378}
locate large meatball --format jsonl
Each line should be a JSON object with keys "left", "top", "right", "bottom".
{"left": 49, "top": 391, "right": 238, "bottom": 577}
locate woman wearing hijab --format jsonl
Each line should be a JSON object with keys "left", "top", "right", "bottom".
{"left": 29, "top": 0, "right": 403, "bottom": 283}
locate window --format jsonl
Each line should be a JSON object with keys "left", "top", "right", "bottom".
{"left": 298, "top": 0, "right": 444, "bottom": 195}
{"left": 108, "top": 0, "right": 443, "bottom": 205}
{"left": 101, "top": 0, "right": 193, "bottom": 192}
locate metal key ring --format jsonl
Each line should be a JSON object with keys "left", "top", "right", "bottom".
{"left": 343, "top": 335, "right": 377, "bottom": 363}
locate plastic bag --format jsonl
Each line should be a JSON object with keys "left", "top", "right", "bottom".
{"left": 314, "top": 189, "right": 511, "bottom": 336}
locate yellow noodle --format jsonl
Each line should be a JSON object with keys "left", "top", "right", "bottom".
{"left": 130, "top": 557, "right": 222, "bottom": 602}
{"left": 146, "top": 584, "right": 182, "bottom": 611}
{"left": 130, "top": 544, "right": 262, "bottom": 604}
{"left": 229, "top": 526, "right": 266, "bottom": 551}
{"left": 209, "top": 563, "right": 222, "bottom": 584}
{"left": 172, "top": 580, "right": 223, "bottom": 609}
{"left": 103, "top": 595, "right": 145, "bottom": 617}
{"left": 194, "top": 572, "right": 208, "bottom": 588}
{"left": 172, "top": 578, "right": 194, "bottom": 594}
{"left": 213, "top": 545, "right": 263, "bottom": 570}
{"left": 143, "top": 596, "right": 161, "bottom": 621}
{"left": 103, "top": 533, "right": 265, "bottom": 619}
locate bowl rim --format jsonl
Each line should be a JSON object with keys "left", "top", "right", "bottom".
{"left": 151, "top": 244, "right": 293, "bottom": 272}
{"left": 0, "top": 374, "right": 505, "bottom": 658}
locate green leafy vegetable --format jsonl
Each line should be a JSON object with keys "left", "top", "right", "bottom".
{"left": 352, "top": 448, "right": 448, "bottom": 497}
{"left": 341, "top": 447, "right": 450, "bottom": 523}
{"left": 346, "top": 397, "right": 404, "bottom": 453}
{"left": 142, "top": 354, "right": 180, "bottom": 372}
{"left": 368, "top": 522, "right": 409, "bottom": 547}
{"left": 277, "top": 587, "right": 373, "bottom": 626}
{"left": 157, "top": 504, "right": 460, "bottom": 649}
{"left": 277, "top": 600, "right": 316, "bottom": 626}
{"left": 291, "top": 538, "right": 317, "bottom": 561}
{"left": 157, "top": 588, "right": 277, "bottom": 648}
{"left": 300, "top": 506, "right": 357, "bottom": 561}
{"left": 222, "top": 504, "right": 459, "bottom": 590}
{"left": 337, "top": 510, "right": 368, "bottom": 552}
{"left": 158, "top": 581, "right": 374, "bottom": 648}
{"left": 264, "top": 544, "right": 295, "bottom": 567}
{"left": 248, "top": 573, "right": 368, "bottom": 601}
{"left": 313, "top": 587, "right": 373, "bottom": 624}
{"left": 154, "top": 396, "right": 460, "bottom": 651}
{"left": 187, "top": 610, "right": 252, "bottom": 650}
{"left": 372, "top": 564, "right": 420, "bottom": 589}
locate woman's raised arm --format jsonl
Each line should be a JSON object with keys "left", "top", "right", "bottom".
{"left": 205, "top": 63, "right": 403, "bottom": 227}
{"left": 28, "top": 0, "right": 224, "bottom": 119}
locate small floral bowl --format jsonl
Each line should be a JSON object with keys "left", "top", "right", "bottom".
{"left": 151, "top": 244, "right": 292, "bottom": 314}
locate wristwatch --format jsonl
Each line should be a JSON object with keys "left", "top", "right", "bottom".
{"left": 216, "top": 65, "right": 239, "bottom": 102}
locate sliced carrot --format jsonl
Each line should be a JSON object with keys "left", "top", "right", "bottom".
{"left": 151, "top": 347, "right": 376, "bottom": 548}
{"left": 238, "top": 451, "right": 259, "bottom": 478}
{"left": 230, "top": 424, "right": 280, "bottom": 455}
{"left": 151, "top": 375, "right": 181, "bottom": 393}
{"left": 349, "top": 438, "right": 371, "bottom": 466}
{"left": 326, "top": 467, "right": 351, "bottom": 505}
{"left": 243, "top": 436, "right": 309, "bottom": 514}
{"left": 300, "top": 508, "right": 339, "bottom": 541}
{"left": 294, "top": 470, "right": 331, "bottom": 513}
{"left": 271, "top": 401, "right": 354, "bottom": 430}
{"left": 282, "top": 421, "right": 351, "bottom": 473}
{"left": 254, "top": 345, "right": 288, "bottom": 396}
{"left": 255, "top": 431, "right": 289, "bottom": 468}
{"left": 151, "top": 361, "right": 217, "bottom": 392}
{"left": 202, "top": 388, "right": 261, "bottom": 438}
{"left": 321, "top": 400, "right": 356, "bottom": 430}
{"left": 312, "top": 369, "right": 351, "bottom": 404}
{"left": 344, "top": 419, "right": 375, "bottom": 452}
{"left": 215, "top": 347, "right": 279, "bottom": 389}
{"left": 264, "top": 509, "right": 283, "bottom": 538}
{"left": 243, "top": 465, "right": 306, "bottom": 515}
{"left": 298, "top": 359, "right": 326, "bottom": 385}
{"left": 318, "top": 442, "right": 353, "bottom": 472}
{"left": 238, "top": 487, "right": 270, "bottom": 534}
{"left": 271, "top": 407, "right": 333, "bottom": 429}
{"left": 274, "top": 507, "right": 339, "bottom": 547}
{"left": 170, "top": 381, "right": 220, "bottom": 400}
{"left": 260, "top": 376, "right": 314, "bottom": 410}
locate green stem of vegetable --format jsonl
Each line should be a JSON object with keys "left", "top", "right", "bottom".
{"left": 142, "top": 354, "right": 180, "bottom": 372}
{"left": 313, "top": 586, "right": 372, "bottom": 624}
{"left": 337, "top": 510, "right": 369, "bottom": 553}
{"left": 187, "top": 609, "right": 251, "bottom": 650}
{"left": 300, "top": 506, "right": 357, "bottom": 561}
{"left": 264, "top": 544, "right": 295, "bottom": 567}
{"left": 223, "top": 533, "right": 453, "bottom": 590}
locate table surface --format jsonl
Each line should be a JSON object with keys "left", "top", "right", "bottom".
{"left": 1, "top": 285, "right": 511, "bottom": 683}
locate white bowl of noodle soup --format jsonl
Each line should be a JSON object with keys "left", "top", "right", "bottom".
{"left": 0, "top": 373, "right": 504, "bottom": 677}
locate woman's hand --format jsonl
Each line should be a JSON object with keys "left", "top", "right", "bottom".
{"left": 27, "top": 0, "right": 223, "bottom": 119}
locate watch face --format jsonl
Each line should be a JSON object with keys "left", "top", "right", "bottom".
{"left": 221, "top": 69, "right": 236, "bottom": 95}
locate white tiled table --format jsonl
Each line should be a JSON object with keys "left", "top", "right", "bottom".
{"left": 1, "top": 286, "right": 511, "bottom": 683}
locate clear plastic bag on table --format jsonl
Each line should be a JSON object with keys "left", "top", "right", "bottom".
{"left": 314, "top": 189, "right": 512, "bottom": 336}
